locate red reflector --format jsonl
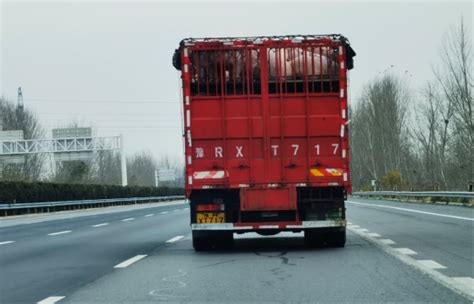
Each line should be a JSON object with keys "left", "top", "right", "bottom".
{"left": 196, "top": 204, "right": 224, "bottom": 212}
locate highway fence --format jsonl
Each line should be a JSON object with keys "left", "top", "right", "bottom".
{"left": 0, "top": 195, "right": 186, "bottom": 216}
{"left": 353, "top": 191, "right": 473, "bottom": 207}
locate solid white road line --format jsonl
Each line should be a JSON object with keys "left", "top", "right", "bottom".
{"left": 349, "top": 226, "right": 474, "bottom": 301}
{"left": 394, "top": 248, "right": 418, "bottom": 255}
{"left": 452, "top": 277, "right": 474, "bottom": 289}
{"left": 37, "top": 296, "right": 65, "bottom": 304}
{"left": 145, "top": 214, "right": 154, "bottom": 217}
{"left": 367, "top": 232, "right": 381, "bottom": 237}
{"left": 0, "top": 241, "right": 15, "bottom": 245}
{"left": 166, "top": 235, "right": 184, "bottom": 243}
{"left": 161, "top": 211, "right": 169, "bottom": 214}
{"left": 92, "top": 223, "right": 109, "bottom": 227}
{"left": 380, "top": 239, "right": 396, "bottom": 245}
{"left": 416, "top": 260, "right": 447, "bottom": 269}
{"left": 48, "top": 230, "right": 71, "bottom": 236}
{"left": 114, "top": 255, "right": 147, "bottom": 268}
{"left": 347, "top": 200, "right": 474, "bottom": 221}
{"left": 122, "top": 218, "right": 135, "bottom": 222}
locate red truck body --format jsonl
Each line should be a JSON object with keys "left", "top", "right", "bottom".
{"left": 173, "top": 35, "right": 355, "bottom": 250}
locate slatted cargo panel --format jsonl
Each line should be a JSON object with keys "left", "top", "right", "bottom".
{"left": 179, "top": 36, "right": 352, "bottom": 192}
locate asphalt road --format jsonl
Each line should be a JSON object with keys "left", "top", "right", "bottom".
{"left": 0, "top": 198, "right": 472, "bottom": 303}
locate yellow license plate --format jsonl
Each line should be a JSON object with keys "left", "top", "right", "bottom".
{"left": 196, "top": 212, "right": 225, "bottom": 224}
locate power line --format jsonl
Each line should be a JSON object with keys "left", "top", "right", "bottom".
{"left": 24, "top": 98, "right": 180, "bottom": 104}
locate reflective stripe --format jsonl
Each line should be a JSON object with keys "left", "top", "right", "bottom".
{"left": 310, "top": 168, "right": 343, "bottom": 177}
{"left": 191, "top": 220, "right": 346, "bottom": 231}
{"left": 193, "top": 170, "right": 225, "bottom": 179}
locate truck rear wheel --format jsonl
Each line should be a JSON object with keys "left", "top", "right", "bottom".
{"left": 327, "top": 229, "right": 346, "bottom": 248}
{"left": 304, "top": 229, "right": 346, "bottom": 248}
{"left": 192, "top": 231, "right": 233, "bottom": 251}
{"left": 304, "top": 229, "right": 324, "bottom": 248}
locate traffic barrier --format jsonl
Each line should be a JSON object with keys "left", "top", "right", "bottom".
{"left": 353, "top": 191, "right": 473, "bottom": 207}
{"left": 0, "top": 195, "right": 186, "bottom": 216}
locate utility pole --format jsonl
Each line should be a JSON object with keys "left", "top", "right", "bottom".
{"left": 17, "top": 87, "right": 24, "bottom": 110}
{"left": 120, "top": 134, "right": 128, "bottom": 186}
{"left": 155, "top": 169, "right": 159, "bottom": 188}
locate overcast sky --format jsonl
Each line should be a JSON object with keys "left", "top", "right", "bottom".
{"left": 1, "top": 0, "right": 472, "bottom": 161}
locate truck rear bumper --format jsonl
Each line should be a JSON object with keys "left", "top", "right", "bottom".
{"left": 191, "top": 219, "right": 345, "bottom": 232}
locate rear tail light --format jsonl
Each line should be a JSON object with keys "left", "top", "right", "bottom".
{"left": 196, "top": 204, "right": 224, "bottom": 212}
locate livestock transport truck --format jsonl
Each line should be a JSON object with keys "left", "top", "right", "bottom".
{"left": 173, "top": 35, "right": 356, "bottom": 250}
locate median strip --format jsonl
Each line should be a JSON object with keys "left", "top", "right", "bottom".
{"left": 48, "top": 230, "right": 71, "bottom": 236}
{"left": 114, "top": 255, "right": 147, "bottom": 268}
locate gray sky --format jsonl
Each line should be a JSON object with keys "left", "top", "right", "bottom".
{"left": 1, "top": 1, "right": 472, "bottom": 161}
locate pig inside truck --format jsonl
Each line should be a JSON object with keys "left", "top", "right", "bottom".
{"left": 172, "top": 35, "right": 356, "bottom": 251}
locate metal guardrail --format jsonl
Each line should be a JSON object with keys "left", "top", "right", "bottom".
{"left": 353, "top": 191, "right": 474, "bottom": 199}
{"left": 0, "top": 195, "right": 186, "bottom": 216}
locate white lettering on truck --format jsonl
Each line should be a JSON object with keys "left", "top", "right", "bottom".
{"left": 215, "top": 147, "right": 223, "bottom": 158}
{"left": 236, "top": 146, "right": 244, "bottom": 158}
{"left": 271, "top": 145, "right": 279, "bottom": 156}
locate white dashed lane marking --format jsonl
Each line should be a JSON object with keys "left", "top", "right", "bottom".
{"left": 92, "top": 223, "right": 109, "bottom": 227}
{"left": 394, "top": 248, "right": 417, "bottom": 255}
{"left": 161, "top": 211, "right": 169, "bottom": 214}
{"left": 166, "top": 235, "right": 184, "bottom": 243}
{"left": 114, "top": 255, "right": 147, "bottom": 268}
{"left": 122, "top": 218, "right": 135, "bottom": 222}
{"left": 48, "top": 230, "right": 71, "bottom": 236}
{"left": 367, "top": 232, "right": 381, "bottom": 237}
{"left": 0, "top": 241, "right": 15, "bottom": 245}
{"left": 348, "top": 226, "right": 474, "bottom": 300}
{"left": 145, "top": 214, "right": 154, "bottom": 217}
{"left": 380, "top": 239, "right": 396, "bottom": 245}
{"left": 37, "top": 296, "right": 65, "bottom": 303}
{"left": 416, "top": 260, "right": 447, "bottom": 269}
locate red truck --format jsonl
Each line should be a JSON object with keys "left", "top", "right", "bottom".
{"left": 173, "top": 35, "right": 356, "bottom": 250}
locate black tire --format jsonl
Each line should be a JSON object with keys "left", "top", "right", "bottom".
{"left": 327, "top": 229, "right": 346, "bottom": 248}
{"left": 192, "top": 231, "right": 211, "bottom": 251}
{"left": 304, "top": 229, "right": 324, "bottom": 248}
{"left": 192, "top": 231, "right": 233, "bottom": 251}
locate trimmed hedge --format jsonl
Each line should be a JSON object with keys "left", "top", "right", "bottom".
{"left": 0, "top": 181, "right": 184, "bottom": 204}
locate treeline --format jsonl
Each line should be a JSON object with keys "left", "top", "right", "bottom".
{"left": 351, "top": 20, "right": 472, "bottom": 191}
{"left": 0, "top": 181, "right": 184, "bottom": 204}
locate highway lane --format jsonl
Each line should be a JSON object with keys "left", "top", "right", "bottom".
{"left": 0, "top": 201, "right": 189, "bottom": 304}
{"left": 347, "top": 197, "right": 473, "bottom": 278}
{"left": 1, "top": 198, "right": 472, "bottom": 303}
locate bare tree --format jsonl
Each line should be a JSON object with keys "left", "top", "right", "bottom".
{"left": 350, "top": 73, "right": 413, "bottom": 190}
{"left": 0, "top": 98, "right": 45, "bottom": 181}
{"left": 432, "top": 18, "right": 473, "bottom": 189}
{"left": 127, "top": 151, "right": 157, "bottom": 187}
